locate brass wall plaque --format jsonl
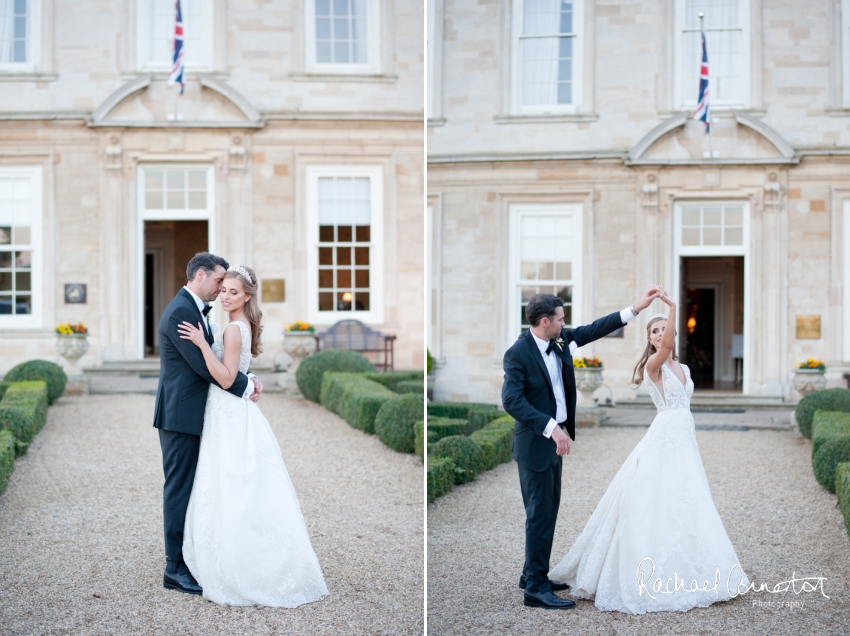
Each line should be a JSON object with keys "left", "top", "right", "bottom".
{"left": 796, "top": 315, "right": 821, "bottom": 339}
{"left": 262, "top": 279, "right": 285, "bottom": 302}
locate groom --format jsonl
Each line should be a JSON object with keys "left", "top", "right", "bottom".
{"left": 501, "top": 287, "right": 661, "bottom": 609}
{"left": 153, "top": 252, "right": 263, "bottom": 595}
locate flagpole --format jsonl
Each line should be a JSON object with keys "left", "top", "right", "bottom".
{"left": 699, "top": 12, "right": 714, "bottom": 160}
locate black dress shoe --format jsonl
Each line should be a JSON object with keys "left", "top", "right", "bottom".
{"left": 523, "top": 589, "right": 576, "bottom": 609}
{"left": 163, "top": 571, "right": 203, "bottom": 595}
{"left": 518, "top": 578, "right": 571, "bottom": 592}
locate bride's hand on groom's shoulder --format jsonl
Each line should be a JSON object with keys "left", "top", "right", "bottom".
{"left": 177, "top": 321, "right": 207, "bottom": 348}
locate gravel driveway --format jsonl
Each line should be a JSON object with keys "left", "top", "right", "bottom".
{"left": 0, "top": 393, "right": 424, "bottom": 635}
{"left": 427, "top": 426, "right": 850, "bottom": 635}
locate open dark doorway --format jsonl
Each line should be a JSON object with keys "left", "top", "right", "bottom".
{"left": 144, "top": 220, "right": 209, "bottom": 357}
{"left": 679, "top": 256, "right": 744, "bottom": 392}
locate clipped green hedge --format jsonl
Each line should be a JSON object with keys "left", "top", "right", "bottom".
{"left": 430, "top": 435, "right": 483, "bottom": 484}
{"left": 796, "top": 388, "right": 850, "bottom": 440}
{"left": 3, "top": 360, "right": 67, "bottom": 405}
{"left": 427, "top": 401, "right": 499, "bottom": 420}
{"left": 811, "top": 411, "right": 850, "bottom": 493}
{"left": 468, "top": 407, "right": 505, "bottom": 434}
{"left": 427, "top": 456, "right": 455, "bottom": 503}
{"left": 296, "top": 350, "right": 376, "bottom": 403}
{"left": 319, "top": 372, "right": 395, "bottom": 434}
{"left": 0, "top": 382, "right": 10, "bottom": 401}
{"left": 0, "top": 429, "right": 14, "bottom": 497}
{"left": 375, "top": 394, "right": 424, "bottom": 454}
{"left": 0, "top": 381, "right": 49, "bottom": 457}
{"left": 415, "top": 420, "right": 427, "bottom": 461}
{"left": 394, "top": 380, "right": 424, "bottom": 395}
{"left": 363, "top": 371, "right": 423, "bottom": 393}
{"left": 837, "top": 462, "right": 850, "bottom": 542}
{"left": 483, "top": 414, "right": 516, "bottom": 432}
{"left": 427, "top": 416, "right": 468, "bottom": 441}
{"left": 470, "top": 427, "right": 513, "bottom": 472}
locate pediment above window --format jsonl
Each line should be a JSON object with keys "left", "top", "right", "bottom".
{"left": 626, "top": 111, "right": 797, "bottom": 166}
{"left": 88, "top": 75, "right": 263, "bottom": 128}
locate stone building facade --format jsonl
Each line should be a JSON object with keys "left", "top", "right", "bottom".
{"left": 428, "top": 0, "right": 850, "bottom": 404}
{"left": 0, "top": 0, "right": 424, "bottom": 374}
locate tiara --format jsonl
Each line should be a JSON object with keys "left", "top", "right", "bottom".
{"left": 648, "top": 313, "right": 668, "bottom": 321}
{"left": 227, "top": 265, "right": 253, "bottom": 283}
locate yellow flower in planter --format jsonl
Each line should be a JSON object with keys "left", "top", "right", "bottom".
{"left": 285, "top": 320, "right": 315, "bottom": 333}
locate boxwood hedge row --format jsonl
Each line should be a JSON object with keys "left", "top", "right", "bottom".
{"left": 3, "top": 360, "right": 66, "bottom": 405}
{"left": 297, "top": 350, "right": 377, "bottom": 403}
{"left": 427, "top": 416, "right": 468, "bottom": 441}
{"left": 363, "top": 371, "right": 423, "bottom": 393}
{"left": 811, "top": 410, "right": 850, "bottom": 493}
{"left": 796, "top": 388, "right": 850, "bottom": 440}
{"left": 375, "top": 394, "right": 424, "bottom": 453}
{"left": 427, "top": 456, "right": 455, "bottom": 503}
{"left": 0, "top": 381, "right": 49, "bottom": 457}
{"left": 319, "top": 372, "right": 395, "bottom": 434}
{"left": 837, "top": 462, "right": 850, "bottom": 541}
{"left": 0, "top": 430, "right": 14, "bottom": 497}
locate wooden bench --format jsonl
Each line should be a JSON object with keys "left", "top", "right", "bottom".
{"left": 315, "top": 320, "right": 396, "bottom": 371}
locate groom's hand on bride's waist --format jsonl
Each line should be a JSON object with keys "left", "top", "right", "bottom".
{"left": 248, "top": 374, "right": 263, "bottom": 402}
{"left": 551, "top": 425, "right": 571, "bottom": 456}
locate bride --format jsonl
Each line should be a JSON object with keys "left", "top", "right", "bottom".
{"left": 176, "top": 265, "right": 328, "bottom": 607}
{"left": 548, "top": 289, "right": 749, "bottom": 614}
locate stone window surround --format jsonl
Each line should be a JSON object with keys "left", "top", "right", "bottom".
{"left": 507, "top": 0, "right": 586, "bottom": 117}
{"left": 0, "top": 0, "right": 57, "bottom": 81}
{"left": 304, "top": 163, "right": 385, "bottom": 325}
{"left": 0, "top": 165, "right": 43, "bottom": 329}
{"left": 300, "top": 0, "right": 389, "bottom": 79}
{"left": 427, "top": 194, "right": 442, "bottom": 361}
{"left": 670, "top": 0, "right": 753, "bottom": 111}
{"left": 507, "top": 201, "right": 584, "bottom": 345}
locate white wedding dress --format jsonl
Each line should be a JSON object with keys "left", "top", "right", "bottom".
{"left": 548, "top": 362, "right": 750, "bottom": 614}
{"left": 183, "top": 321, "right": 329, "bottom": 607}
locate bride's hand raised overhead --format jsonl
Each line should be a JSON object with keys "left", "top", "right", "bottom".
{"left": 659, "top": 289, "right": 676, "bottom": 307}
{"left": 177, "top": 321, "right": 208, "bottom": 349}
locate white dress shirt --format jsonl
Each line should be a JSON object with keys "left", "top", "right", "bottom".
{"left": 535, "top": 305, "right": 640, "bottom": 438}
{"left": 183, "top": 286, "right": 255, "bottom": 399}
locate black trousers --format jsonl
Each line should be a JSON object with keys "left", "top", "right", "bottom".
{"left": 158, "top": 428, "right": 201, "bottom": 576}
{"left": 517, "top": 454, "right": 563, "bottom": 594}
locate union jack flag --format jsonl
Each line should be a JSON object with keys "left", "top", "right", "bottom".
{"left": 693, "top": 29, "right": 710, "bottom": 134}
{"left": 167, "top": 0, "right": 185, "bottom": 95}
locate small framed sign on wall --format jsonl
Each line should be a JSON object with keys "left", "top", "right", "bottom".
{"left": 64, "top": 284, "right": 87, "bottom": 304}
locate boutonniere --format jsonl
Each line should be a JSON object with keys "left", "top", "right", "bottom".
{"left": 555, "top": 337, "right": 565, "bottom": 352}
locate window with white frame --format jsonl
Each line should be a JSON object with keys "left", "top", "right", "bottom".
{"left": 508, "top": 204, "right": 582, "bottom": 338}
{"left": 143, "top": 168, "right": 209, "bottom": 211}
{"left": 136, "top": 0, "right": 212, "bottom": 71}
{"left": 675, "top": 0, "right": 748, "bottom": 108}
{"left": 0, "top": 0, "right": 40, "bottom": 71}
{"left": 306, "top": 166, "right": 383, "bottom": 324}
{"left": 511, "top": 0, "right": 583, "bottom": 113}
{"left": 0, "top": 167, "right": 42, "bottom": 326}
{"left": 305, "top": 0, "right": 380, "bottom": 74}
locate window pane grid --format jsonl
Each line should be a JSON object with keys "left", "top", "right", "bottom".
{"left": 315, "top": 0, "right": 368, "bottom": 65}
{"left": 517, "top": 213, "right": 574, "bottom": 330}
{"left": 681, "top": 205, "right": 744, "bottom": 246}
{"left": 520, "top": 0, "right": 574, "bottom": 106}
{"left": 317, "top": 176, "right": 372, "bottom": 312}
{"left": 147, "top": 0, "right": 204, "bottom": 67}
{"left": 0, "top": 0, "right": 28, "bottom": 63}
{"left": 144, "top": 169, "right": 207, "bottom": 210}
{"left": 682, "top": 0, "right": 740, "bottom": 103}
{"left": 0, "top": 173, "right": 33, "bottom": 314}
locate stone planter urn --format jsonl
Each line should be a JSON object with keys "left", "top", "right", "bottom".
{"left": 278, "top": 330, "right": 318, "bottom": 391}
{"left": 793, "top": 368, "right": 827, "bottom": 397}
{"left": 575, "top": 367, "right": 604, "bottom": 409}
{"left": 56, "top": 333, "right": 89, "bottom": 377}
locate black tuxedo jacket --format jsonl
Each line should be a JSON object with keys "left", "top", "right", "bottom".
{"left": 501, "top": 311, "right": 625, "bottom": 472}
{"left": 152, "top": 288, "right": 250, "bottom": 436}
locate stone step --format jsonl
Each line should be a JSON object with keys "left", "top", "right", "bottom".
{"left": 620, "top": 393, "right": 791, "bottom": 409}
{"left": 83, "top": 360, "right": 275, "bottom": 375}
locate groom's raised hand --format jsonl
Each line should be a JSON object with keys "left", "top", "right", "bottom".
{"left": 636, "top": 286, "right": 663, "bottom": 313}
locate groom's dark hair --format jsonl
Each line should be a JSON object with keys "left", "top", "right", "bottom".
{"left": 525, "top": 293, "right": 564, "bottom": 327}
{"left": 187, "top": 252, "right": 229, "bottom": 282}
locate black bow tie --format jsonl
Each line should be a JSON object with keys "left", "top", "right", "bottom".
{"left": 545, "top": 340, "right": 556, "bottom": 355}
{"left": 201, "top": 305, "right": 212, "bottom": 317}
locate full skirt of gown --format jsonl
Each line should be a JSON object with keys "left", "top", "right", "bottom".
{"left": 548, "top": 363, "right": 750, "bottom": 614}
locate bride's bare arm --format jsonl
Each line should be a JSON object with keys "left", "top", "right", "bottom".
{"left": 177, "top": 321, "right": 242, "bottom": 389}
{"left": 645, "top": 291, "right": 677, "bottom": 381}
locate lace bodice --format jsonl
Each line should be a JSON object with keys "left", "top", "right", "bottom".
{"left": 211, "top": 321, "right": 252, "bottom": 374}
{"left": 644, "top": 362, "right": 693, "bottom": 411}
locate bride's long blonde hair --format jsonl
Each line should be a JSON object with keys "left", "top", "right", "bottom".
{"left": 630, "top": 316, "right": 677, "bottom": 388}
{"left": 224, "top": 266, "right": 263, "bottom": 357}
